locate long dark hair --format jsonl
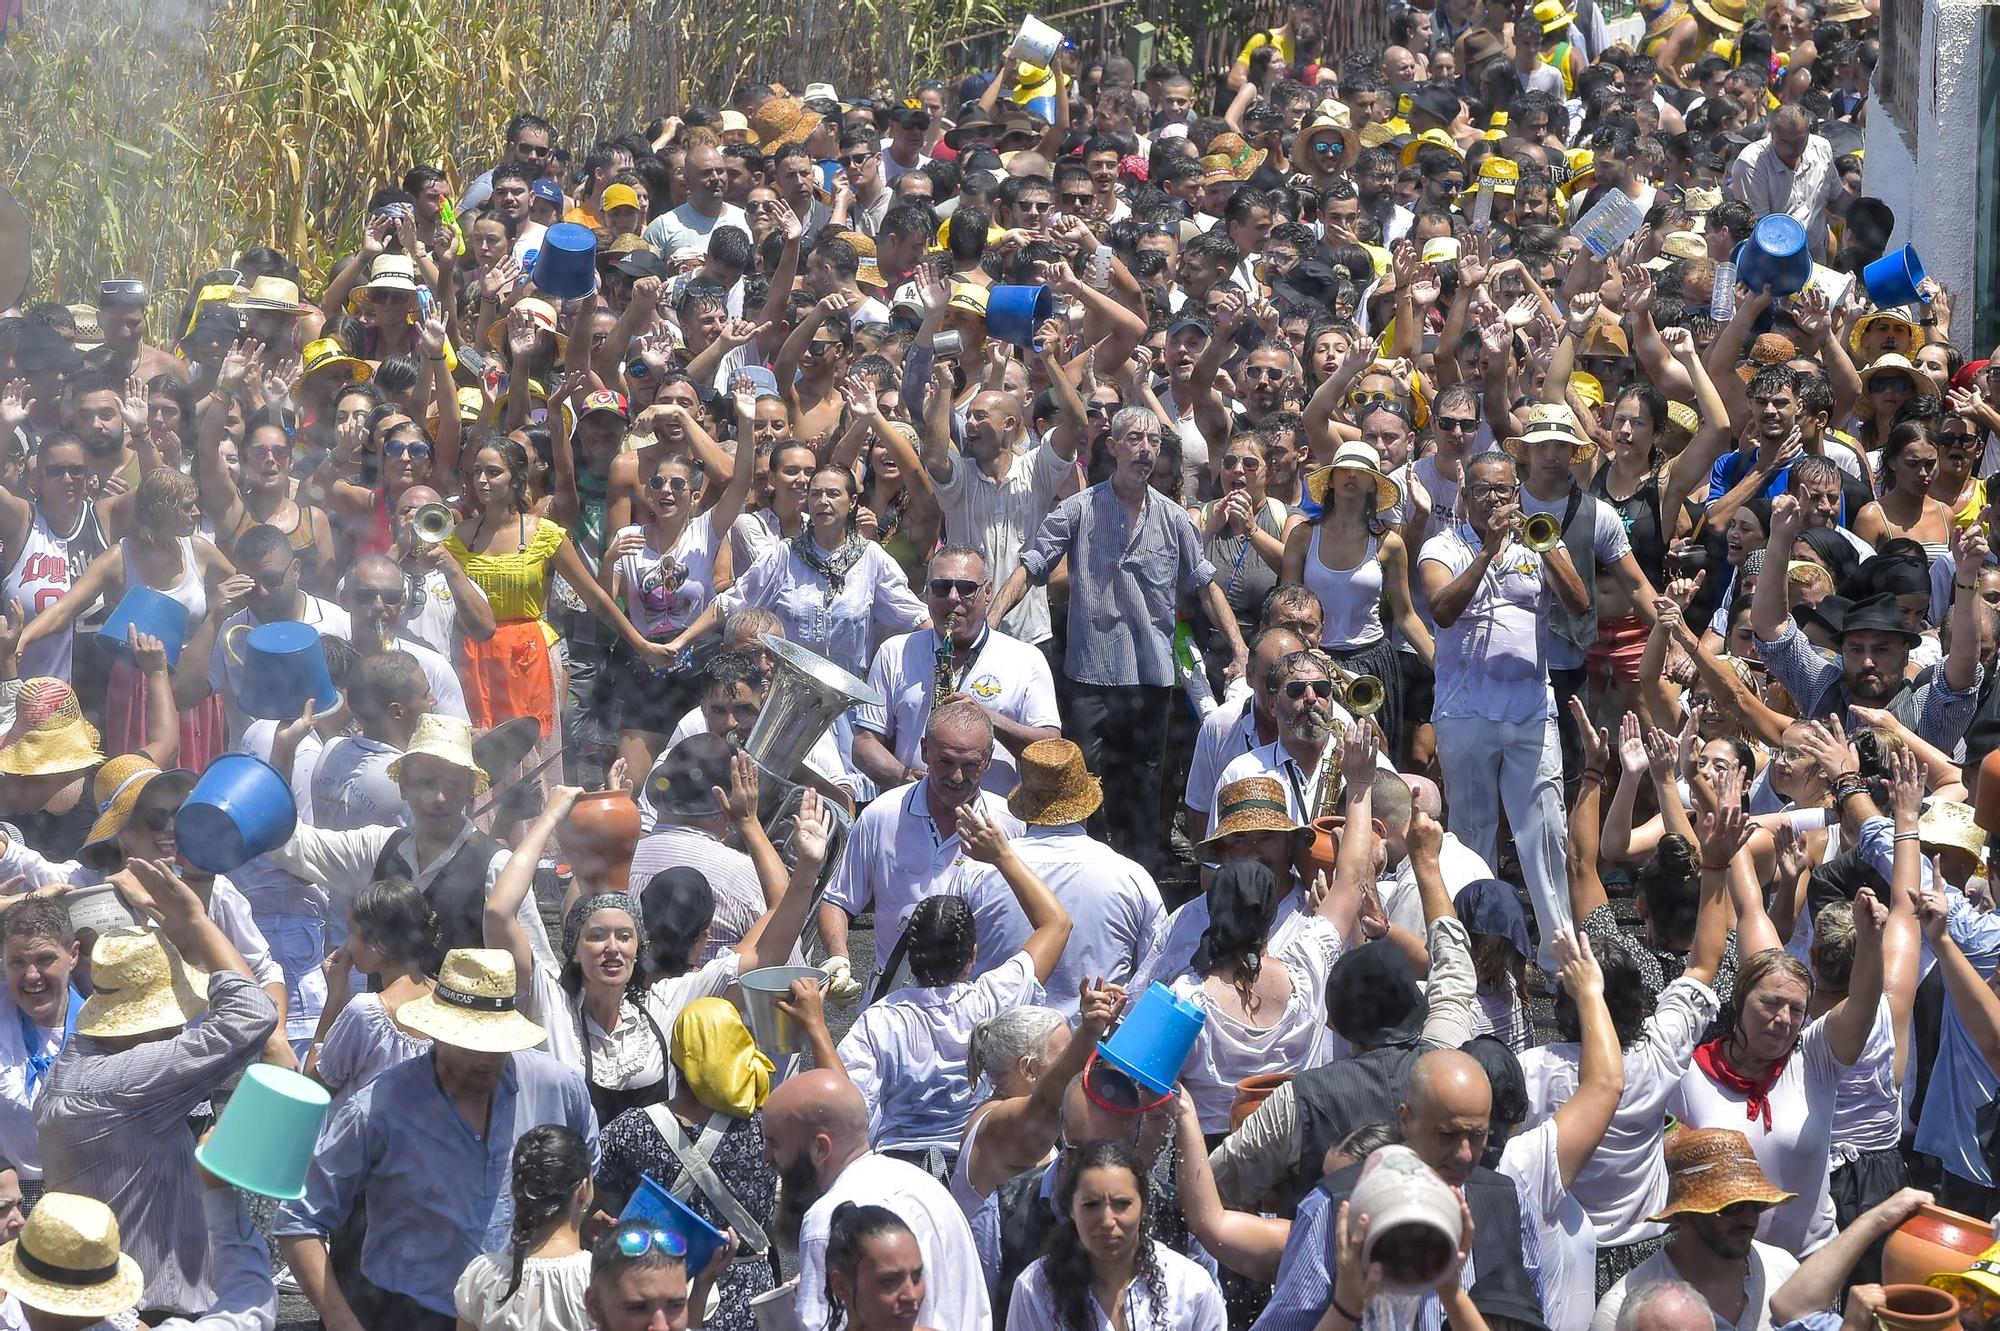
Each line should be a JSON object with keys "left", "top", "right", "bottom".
{"left": 1043, "top": 1140, "right": 1169, "bottom": 1331}
{"left": 503, "top": 1125, "right": 590, "bottom": 1300}
{"left": 824, "top": 1202, "right": 918, "bottom": 1331}
{"left": 349, "top": 876, "right": 441, "bottom": 976}
{"left": 478, "top": 436, "right": 535, "bottom": 515}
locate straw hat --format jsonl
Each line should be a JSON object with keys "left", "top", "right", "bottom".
{"left": 1920, "top": 800, "right": 1986, "bottom": 860}
{"left": 485, "top": 297, "right": 567, "bottom": 357}
{"left": 230, "top": 276, "right": 311, "bottom": 315}
{"left": 1504, "top": 402, "right": 1596, "bottom": 461}
{"left": 385, "top": 714, "right": 491, "bottom": 795}
{"left": 1008, "top": 739, "right": 1103, "bottom": 826}
{"left": 1200, "top": 132, "right": 1266, "bottom": 185}
{"left": 1649, "top": 1127, "right": 1797, "bottom": 1221}
{"left": 0, "top": 1192, "right": 145, "bottom": 1318}
{"left": 0, "top": 679, "right": 105, "bottom": 777}
{"left": 1399, "top": 128, "right": 1462, "bottom": 167}
{"left": 1642, "top": 230, "right": 1709, "bottom": 270}
{"left": 299, "top": 336, "right": 372, "bottom": 386}
{"left": 1579, "top": 316, "right": 1630, "bottom": 360}
{"left": 1849, "top": 311, "right": 1921, "bottom": 356}
{"left": 1682, "top": 186, "right": 1724, "bottom": 216}
{"left": 1644, "top": 0, "right": 1691, "bottom": 38}
{"left": 1822, "top": 0, "right": 1869, "bottom": 21}
{"left": 1197, "top": 776, "right": 1306, "bottom": 854}
{"left": 394, "top": 948, "right": 547, "bottom": 1052}
{"left": 748, "top": 96, "right": 824, "bottom": 153}
{"left": 1692, "top": 0, "right": 1744, "bottom": 29}
{"left": 1306, "top": 440, "right": 1403, "bottom": 512}
{"left": 74, "top": 926, "right": 211, "bottom": 1040}
{"left": 81, "top": 754, "right": 196, "bottom": 854}
{"left": 67, "top": 305, "right": 104, "bottom": 353}
{"left": 1666, "top": 401, "right": 1701, "bottom": 437}
{"left": 1859, "top": 352, "right": 1940, "bottom": 400}
{"left": 1301, "top": 101, "right": 1359, "bottom": 162}
{"left": 361, "top": 254, "right": 421, "bottom": 293}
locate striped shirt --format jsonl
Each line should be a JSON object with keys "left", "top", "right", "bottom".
{"left": 935, "top": 441, "right": 1076, "bottom": 645}
{"left": 626, "top": 823, "right": 767, "bottom": 961}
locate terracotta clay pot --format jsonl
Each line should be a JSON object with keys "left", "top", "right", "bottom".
{"left": 1883, "top": 1205, "right": 1996, "bottom": 1287}
{"left": 1877, "top": 1284, "right": 1962, "bottom": 1331}
{"left": 1230, "top": 1072, "right": 1293, "bottom": 1130}
{"left": 562, "top": 788, "right": 642, "bottom": 894}
{"left": 1300, "top": 816, "right": 1342, "bottom": 885}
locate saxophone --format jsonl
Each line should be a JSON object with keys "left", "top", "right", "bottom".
{"left": 1310, "top": 651, "right": 1350, "bottom": 818}
{"left": 934, "top": 610, "right": 962, "bottom": 707}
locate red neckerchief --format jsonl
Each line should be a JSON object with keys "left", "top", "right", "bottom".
{"left": 1693, "top": 1035, "right": 1787, "bottom": 1130}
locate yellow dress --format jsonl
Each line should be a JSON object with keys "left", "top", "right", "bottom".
{"left": 447, "top": 517, "right": 567, "bottom": 736}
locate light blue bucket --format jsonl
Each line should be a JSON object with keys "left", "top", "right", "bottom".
{"left": 1095, "top": 982, "right": 1206, "bottom": 1097}
{"left": 194, "top": 1064, "right": 331, "bottom": 1199}
{"left": 97, "top": 586, "right": 189, "bottom": 668}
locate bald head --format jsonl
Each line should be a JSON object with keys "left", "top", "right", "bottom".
{"left": 1403, "top": 775, "right": 1442, "bottom": 819}
{"left": 1398, "top": 1049, "right": 1491, "bottom": 1185}
{"left": 1617, "top": 1280, "right": 1713, "bottom": 1331}
{"left": 764, "top": 1069, "right": 870, "bottom": 1183}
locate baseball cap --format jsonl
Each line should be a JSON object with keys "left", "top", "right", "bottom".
{"left": 614, "top": 249, "right": 667, "bottom": 280}
{"left": 1166, "top": 315, "right": 1211, "bottom": 339}
{"left": 530, "top": 179, "right": 563, "bottom": 205}
{"left": 579, "top": 389, "right": 630, "bottom": 420}
{"left": 602, "top": 183, "right": 641, "bottom": 213}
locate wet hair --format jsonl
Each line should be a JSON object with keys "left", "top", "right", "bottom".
{"left": 1045, "top": 1141, "right": 1168, "bottom": 1331}
{"left": 1635, "top": 833, "right": 1700, "bottom": 950}
{"left": 1725, "top": 947, "right": 1814, "bottom": 1037}
{"left": 1333, "top": 1122, "right": 1400, "bottom": 1165}
{"left": 968, "top": 1005, "right": 1066, "bottom": 1089}
{"left": 504, "top": 1125, "right": 590, "bottom": 1298}
{"left": 233, "top": 522, "right": 296, "bottom": 571}
{"left": 825, "top": 1203, "right": 918, "bottom": 1331}
{"left": 135, "top": 467, "right": 198, "bottom": 535}
{"left": 349, "top": 875, "right": 441, "bottom": 975}
{"left": 591, "top": 1220, "right": 689, "bottom": 1292}
{"left": 1811, "top": 900, "right": 1857, "bottom": 988}
{"left": 0, "top": 897, "right": 73, "bottom": 949}
{"left": 1553, "top": 932, "right": 1650, "bottom": 1049}
{"left": 903, "top": 894, "right": 977, "bottom": 986}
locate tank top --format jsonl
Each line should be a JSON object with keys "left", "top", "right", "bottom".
{"left": 230, "top": 503, "right": 323, "bottom": 584}
{"left": 120, "top": 536, "right": 207, "bottom": 623}
{"left": 4, "top": 505, "right": 106, "bottom": 681}
{"left": 1590, "top": 465, "right": 1669, "bottom": 590}
{"left": 1303, "top": 524, "right": 1385, "bottom": 650}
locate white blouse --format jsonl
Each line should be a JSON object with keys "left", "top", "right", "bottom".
{"left": 454, "top": 1249, "right": 593, "bottom": 1331}
{"left": 716, "top": 537, "right": 928, "bottom": 676}
{"left": 1009, "top": 1241, "right": 1226, "bottom": 1331}
{"left": 315, "top": 993, "right": 431, "bottom": 1100}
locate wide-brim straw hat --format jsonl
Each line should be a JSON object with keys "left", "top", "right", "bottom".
{"left": 485, "top": 297, "right": 568, "bottom": 358}
{"left": 229, "top": 276, "right": 311, "bottom": 315}
{"left": 0, "top": 1192, "right": 146, "bottom": 1319}
{"left": 386, "top": 714, "right": 492, "bottom": 795}
{"left": 1504, "top": 401, "right": 1597, "bottom": 461}
{"left": 1305, "top": 441, "right": 1403, "bottom": 512}
{"left": 395, "top": 948, "right": 547, "bottom": 1053}
{"left": 749, "top": 96, "right": 825, "bottom": 153}
{"left": 1849, "top": 311, "right": 1921, "bottom": 356}
{"left": 82, "top": 756, "right": 197, "bottom": 856}
{"left": 1859, "top": 352, "right": 1940, "bottom": 400}
{"left": 1691, "top": 0, "right": 1743, "bottom": 29}
{"left": 74, "top": 926, "right": 211, "bottom": 1040}
{"left": 0, "top": 678, "right": 105, "bottom": 777}
{"left": 1008, "top": 739, "right": 1103, "bottom": 826}
{"left": 361, "top": 254, "right": 421, "bottom": 293}
{"left": 1202, "top": 132, "right": 1267, "bottom": 184}
{"left": 1822, "top": 0, "right": 1869, "bottom": 20}
{"left": 1921, "top": 799, "right": 1986, "bottom": 859}
{"left": 1198, "top": 776, "right": 1307, "bottom": 854}
{"left": 1649, "top": 1127, "right": 1797, "bottom": 1221}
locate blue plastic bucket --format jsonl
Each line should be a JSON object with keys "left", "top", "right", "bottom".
{"left": 229, "top": 620, "right": 338, "bottom": 720}
{"left": 97, "top": 586, "right": 189, "bottom": 669}
{"left": 533, "top": 223, "right": 599, "bottom": 299}
{"left": 1095, "top": 982, "right": 1207, "bottom": 1097}
{"left": 175, "top": 753, "right": 298, "bottom": 874}
{"left": 620, "top": 1174, "right": 727, "bottom": 1275}
{"left": 1861, "top": 244, "right": 1928, "bottom": 309}
{"left": 1733, "top": 214, "right": 1812, "bottom": 298}
{"left": 985, "top": 284, "right": 1053, "bottom": 348}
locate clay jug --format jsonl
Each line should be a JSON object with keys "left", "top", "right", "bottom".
{"left": 1300, "top": 816, "right": 1341, "bottom": 885}
{"left": 1876, "top": 1285, "right": 1962, "bottom": 1331}
{"left": 1230, "top": 1072, "right": 1293, "bottom": 1130}
{"left": 563, "top": 788, "right": 642, "bottom": 894}
{"left": 1883, "top": 1205, "right": 1995, "bottom": 1287}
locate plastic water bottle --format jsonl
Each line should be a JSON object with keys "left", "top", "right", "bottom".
{"left": 1710, "top": 261, "right": 1738, "bottom": 322}
{"left": 1174, "top": 621, "right": 1216, "bottom": 720}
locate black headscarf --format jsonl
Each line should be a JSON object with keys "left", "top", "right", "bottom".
{"left": 640, "top": 867, "right": 716, "bottom": 978}
{"left": 1191, "top": 860, "right": 1282, "bottom": 977}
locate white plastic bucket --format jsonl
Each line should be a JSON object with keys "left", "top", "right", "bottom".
{"left": 1011, "top": 14, "right": 1064, "bottom": 66}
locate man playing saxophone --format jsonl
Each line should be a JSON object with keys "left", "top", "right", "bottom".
{"left": 1208, "top": 647, "right": 1392, "bottom": 831}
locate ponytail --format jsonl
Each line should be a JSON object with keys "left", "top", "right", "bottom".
{"left": 502, "top": 1125, "right": 591, "bottom": 1301}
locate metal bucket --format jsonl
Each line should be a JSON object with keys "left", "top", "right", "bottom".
{"left": 737, "top": 965, "right": 826, "bottom": 1058}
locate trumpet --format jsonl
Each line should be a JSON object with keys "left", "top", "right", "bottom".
{"left": 1326, "top": 660, "right": 1385, "bottom": 718}
{"left": 1522, "top": 511, "right": 1563, "bottom": 553}
{"left": 410, "top": 502, "right": 456, "bottom": 546}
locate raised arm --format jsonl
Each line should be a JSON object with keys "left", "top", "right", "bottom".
{"left": 956, "top": 803, "right": 1071, "bottom": 982}
{"left": 485, "top": 785, "right": 582, "bottom": 983}
{"left": 1549, "top": 930, "right": 1624, "bottom": 1186}
{"left": 734, "top": 788, "right": 834, "bottom": 973}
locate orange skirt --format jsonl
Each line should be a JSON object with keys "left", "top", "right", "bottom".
{"left": 459, "top": 618, "right": 556, "bottom": 737}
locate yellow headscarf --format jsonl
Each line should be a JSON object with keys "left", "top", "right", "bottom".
{"left": 673, "top": 998, "right": 775, "bottom": 1118}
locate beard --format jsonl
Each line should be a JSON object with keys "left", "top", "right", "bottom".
{"left": 772, "top": 1153, "right": 826, "bottom": 1252}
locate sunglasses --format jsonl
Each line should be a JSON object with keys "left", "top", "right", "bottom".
{"left": 1283, "top": 678, "right": 1334, "bottom": 699}
{"left": 614, "top": 1227, "right": 689, "bottom": 1259}
{"left": 352, "top": 586, "right": 407, "bottom": 607}
{"left": 646, "top": 474, "right": 691, "bottom": 493}
{"left": 1311, "top": 141, "right": 1345, "bottom": 156}
{"left": 248, "top": 444, "right": 290, "bottom": 462}
{"left": 839, "top": 153, "right": 876, "bottom": 167}
{"left": 385, "top": 440, "right": 433, "bottom": 460}
{"left": 1243, "top": 366, "right": 1287, "bottom": 381}
{"left": 1435, "top": 415, "right": 1479, "bottom": 433}
{"left": 805, "top": 340, "right": 843, "bottom": 354}
{"left": 101, "top": 278, "right": 148, "bottom": 302}
{"left": 928, "top": 578, "right": 981, "bottom": 598}
{"left": 42, "top": 464, "right": 87, "bottom": 480}
{"left": 252, "top": 568, "right": 294, "bottom": 591}
{"left": 1349, "top": 390, "right": 1397, "bottom": 407}
{"left": 1061, "top": 193, "right": 1094, "bottom": 207}
{"left": 133, "top": 805, "right": 177, "bottom": 832}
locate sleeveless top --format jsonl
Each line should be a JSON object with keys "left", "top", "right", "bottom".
{"left": 1303, "top": 524, "right": 1385, "bottom": 650}
{"left": 447, "top": 517, "right": 567, "bottom": 621}
{"left": 120, "top": 536, "right": 207, "bottom": 623}
{"left": 4, "top": 504, "right": 107, "bottom": 680}
{"left": 230, "top": 503, "right": 324, "bottom": 584}
{"left": 1590, "top": 465, "right": 1670, "bottom": 591}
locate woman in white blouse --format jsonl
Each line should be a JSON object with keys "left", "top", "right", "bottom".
{"left": 1008, "top": 1138, "right": 1226, "bottom": 1331}
{"left": 307, "top": 876, "right": 435, "bottom": 1099}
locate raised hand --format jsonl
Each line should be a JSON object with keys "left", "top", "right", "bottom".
{"left": 120, "top": 375, "right": 151, "bottom": 437}
{"left": 0, "top": 379, "right": 33, "bottom": 432}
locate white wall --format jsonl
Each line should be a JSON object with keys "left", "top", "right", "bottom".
{"left": 1861, "top": 0, "right": 1984, "bottom": 350}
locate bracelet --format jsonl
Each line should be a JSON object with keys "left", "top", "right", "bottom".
{"left": 1894, "top": 831, "right": 1922, "bottom": 843}
{"left": 1700, "top": 861, "right": 1733, "bottom": 873}
{"left": 1332, "top": 1298, "right": 1365, "bottom": 1324}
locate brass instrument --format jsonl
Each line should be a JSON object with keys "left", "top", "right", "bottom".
{"left": 1522, "top": 511, "right": 1564, "bottom": 553}
{"left": 934, "top": 611, "right": 963, "bottom": 708}
{"left": 1313, "top": 715, "right": 1349, "bottom": 818}
{"left": 743, "top": 634, "right": 885, "bottom": 783}
{"left": 410, "top": 502, "right": 456, "bottom": 546}
{"left": 1327, "top": 661, "right": 1385, "bottom": 718}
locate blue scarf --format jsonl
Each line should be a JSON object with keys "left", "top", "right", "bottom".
{"left": 21, "top": 988, "right": 83, "bottom": 1096}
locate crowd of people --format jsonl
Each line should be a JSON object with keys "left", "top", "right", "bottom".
{"left": 6, "top": 0, "right": 1998, "bottom": 1328}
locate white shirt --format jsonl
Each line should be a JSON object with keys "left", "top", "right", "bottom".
{"left": 1381, "top": 833, "right": 1493, "bottom": 936}
{"left": 662, "top": 706, "right": 853, "bottom": 803}
{"left": 854, "top": 625, "right": 1060, "bottom": 795}
{"left": 1135, "top": 885, "right": 1316, "bottom": 997}
{"left": 1210, "top": 734, "right": 1389, "bottom": 833}
{"left": 1501, "top": 1119, "right": 1595, "bottom": 1331}
{"left": 393, "top": 634, "right": 470, "bottom": 722}
{"left": 1184, "top": 693, "right": 1260, "bottom": 816}
{"left": 953, "top": 823, "right": 1166, "bottom": 1018}
{"left": 641, "top": 201, "right": 751, "bottom": 261}
{"left": 1010, "top": 1241, "right": 1225, "bottom": 1331}
{"left": 207, "top": 596, "right": 352, "bottom": 743}
{"left": 1726, "top": 134, "right": 1842, "bottom": 259}
{"left": 1593, "top": 1241, "right": 1800, "bottom": 1331}
{"left": 715, "top": 537, "right": 929, "bottom": 677}
{"left": 839, "top": 951, "right": 1046, "bottom": 1152}
{"left": 796, "top": 1152, "right": 992, "bottom": 1331}
{"left": 821, "top": 781, "right": 1024, "bottom": 973}
{"left": 1419, "top": 525, "right": 1558, "bottom": 723}
{"left": 933, "top": 442, "right": 1076, "bottom": 644}
{"left": 1517, "top": 489, "right": 1633, "bottom": 672}
{"left": 531, "top": 952, "right": 741, "bottom": 1093}
{"left": 1523, "top": 975, "right": 1719, "bottom": 1249}
{"left": 1668, "top": 1011, "right": 1849, "bottom": 1255}
{"left": 397, "top": 567, "right": 490, "bottom": 657}
{"left": 310, "top": 735, "right": 407, "bottom": 831}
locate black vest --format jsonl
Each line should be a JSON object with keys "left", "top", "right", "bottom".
{"left": 1545, "top": 487, "right": 1601, "bottom": 653}
{"left": 1291, "top": 1044, "right": 1424, "bottom": 1211}
{"left": 373, "top": 825, "right": 508, "bottom": 956}
{"left": 1315, "top": 1160, "right": 1548, "bottom": 1331}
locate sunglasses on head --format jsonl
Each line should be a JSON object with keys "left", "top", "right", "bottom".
{"left": 385, "top": 440, "right": 432, "bottom": 459}
{"left": 614, "top": 1227, "right": 688, "bottom": 1259}
{"left": 1283, "top": 678, "right": 1333, "bottom": 699}
{"left": 928, "top": 578, "right": 980, "bottom": 598}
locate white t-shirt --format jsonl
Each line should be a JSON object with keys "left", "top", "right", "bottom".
{"left": 662, "top": 705, "right": 853, "bottom": 802}
{"left": 395, "top": 634, "right": 470, "bottom": 722}
{"left": 1209, "top": 735, "right": 1389, "bottom": 834}
{"left": 1517, "top": 490, "right": 1633, "bottom": 672}
{"left": 1010, "top": 1240, "right": 1225, "bottom": 1331}
{"left": 614, "top": 513, "right": 719, "bottom": 639}
{"left": 853, "top": 625, "right": 1060, "bottom": 795}
{"left": 1592, "top": 1241, "right": 1800, "bottom": 1331}
{"left": 1184, "top": 694, "right": 1259, "bottom": 816}
{"left": 1500, "top": 1118, "right": 1596, "bottom": 1331}
{"left": 642, "top": 202, "right": 750, "bottom": 261}
{"left": 310, "top": 735, "right": 407, "bottom": 831}
{"left": 795, "top": 1152, "right": 992, "bottom": 1331}
{"left": 933, "top": 443, "right": 1075, "bottom": 645}
{"left": 1381, "top": 833, "right": 1493, "bottom": 937}
{"left": 208, "top": 596, "right": 352, "bottom": 742}
{"left": 397, "top": 566, "right": 491, "bottom": 658}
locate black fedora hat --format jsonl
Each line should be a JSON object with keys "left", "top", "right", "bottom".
{"left": 1837, "top": 592, "right": 1920, "bottom": 645}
